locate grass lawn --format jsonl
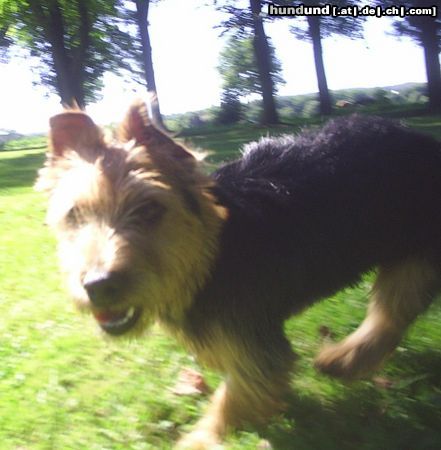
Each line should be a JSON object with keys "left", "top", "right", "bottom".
{"left": 1, "top": 114, "right": 441, "bottom": 450}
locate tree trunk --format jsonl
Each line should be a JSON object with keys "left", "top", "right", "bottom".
{"left": 135, "top": 0, "right": 166, "bottom": 129}
{"left": 70, "top": 0, "right": 90, "bottom": 108}
{"left": 28, "top": 0, "right": 87, "bottom": 108}
{"left": 52, "top": 46, "right": 84, "bottom": 108}
{"left": 420, "top": 18, "right": 441, "bottom": 112}
{"left": 307, "top": 16, "right": 332, "bottom": 116}
{"left": 249, "top": 0, "right": 279, "bottom": 124}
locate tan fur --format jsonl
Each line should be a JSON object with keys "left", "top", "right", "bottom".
{"left": 37, "top": 103, "right": 226, "bottom": 335}
{"left": 38, "top": 104, "right": 235, "bottom": 448}
{"left": 176, "top": 325, "right": 294, "bottom": 448}
{"left": 315, "top": 259, "right": 439, "bottom": 379}
{"left": 38, "top": 102, "right": 440, "bottom": 449}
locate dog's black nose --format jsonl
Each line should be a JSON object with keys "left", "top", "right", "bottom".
{"left": 83, "top": 271, "right": 123, "bottom": 307}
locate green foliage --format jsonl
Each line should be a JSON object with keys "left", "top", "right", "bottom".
{"left": 217, "top": 32, "right": 284, "bottom": 124}
{"left": 214, "top": 0, "right": 257, "bottom": 38}
{"left": 0, "top": 0, "right": 141, "bottom": 104}
{"left": 218, "top": 35, "right": 284, "bottom": 98}
{"left": 215, "top": 0, "right": 281, "bottom": 124}
{"left": 373, "top": 88, "right": 391, "bottom": 105}
{"left": 216, "top": 90, "right": 243, "bottom": 124}
{"left": 376, "top": 0, "right": 441, "bottom": 45}
{"left": 166, "top": 83, "right": 430, "bottom": 126}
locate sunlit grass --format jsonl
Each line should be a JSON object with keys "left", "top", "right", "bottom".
{"left": 1, "top": 114, "right": 441, "bottom": 449}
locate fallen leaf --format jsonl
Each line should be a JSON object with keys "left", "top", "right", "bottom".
{"left": 171, "top": 368, "right": 210, "bottom": 396}
{"left": 319, "top": 325, "right": 334, "bottom": 339}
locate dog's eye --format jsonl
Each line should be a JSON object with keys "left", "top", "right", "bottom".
{"left": 131, "top": 201, "right": 166, "bottom": 225}
{"left": 65, "top": 206, "right": 83, "bottom": 226}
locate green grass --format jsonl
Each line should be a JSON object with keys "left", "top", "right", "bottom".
{"left": 180, "top": 117, "right": 323, "bottom": 165}
{"left": 1, "top": 113, "right": 441, "bottom": 450}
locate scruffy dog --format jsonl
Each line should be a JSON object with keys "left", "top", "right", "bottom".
{"left": 37, "top": 102, "right": 441, "bottom": 448}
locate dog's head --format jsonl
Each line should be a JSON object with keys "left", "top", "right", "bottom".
{"left": 37, "top": 101, "right": 226, "bottom": 337}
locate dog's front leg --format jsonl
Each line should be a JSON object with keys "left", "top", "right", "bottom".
{"left": 177, "top": 330, "right": 295, "bottom": 449}
{"left": 177, "top": 375, "right": 288, "bottom": 449}
{"left": 176, "top": 381, "right": 229, "bottom": 449}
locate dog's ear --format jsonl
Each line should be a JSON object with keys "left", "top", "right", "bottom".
{"left": 119, "top": 99, "right": 151, "bottom": 144}
{"left": 120, "top": 100, "right": 196, "bottom": 168}
{"left": 49, "top": 111, "right": 103, "bottom": 160}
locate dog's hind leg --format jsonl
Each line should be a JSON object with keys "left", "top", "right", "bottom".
{"left": 315, "top": 258, "right": 440, "bottom": 380}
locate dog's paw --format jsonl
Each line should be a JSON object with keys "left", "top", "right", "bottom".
{"left": 176, "top": 429, "right": 224, "bottom": 450}
{"left": 315, "top": 328, "right": 397, "bottom": 380}
{"left": 314, "top": 342, "right": 365, "bottom": 380}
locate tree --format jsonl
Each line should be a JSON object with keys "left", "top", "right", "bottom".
{"left": 378, "top": 0, "right": 441, "bottom": 111}
{"left": 217, "top": 35, "right": 283, "bottom": 123}
{"left": 216, "top": 0, "right": 281, "bottom": 124}
{"left": 133, "top": 0, "right": 165, "bottom": 128}
{"left": 0, "top": 0, "right": 140, "bottom": 107}
{"left": 273, "top": 1, "right": 365, "bottom": 115}
{"left": 217, "top": 90, "right": 243, "bottom": 124}
{"left": 218, "top": 35, "right": 284, "bottom": 98}
{"left": 306, "top": 14, "right": 332, "bottom": 115}
{"left": 249, "top": 0, "right": 279, "bottom": 124}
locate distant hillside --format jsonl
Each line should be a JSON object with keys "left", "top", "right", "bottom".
{"left": 0, "top": 130, "right": 23, "bottom": 144}
{"left": 165, "top": 82, "right": 428, "bottom": 130}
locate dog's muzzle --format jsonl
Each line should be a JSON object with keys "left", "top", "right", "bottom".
{"left": 83, "top": 270, "right": 141, "bottom": 335}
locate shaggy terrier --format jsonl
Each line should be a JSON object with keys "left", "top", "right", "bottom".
{"left": 37, "top": 102, "right": 441, "bottom": 448}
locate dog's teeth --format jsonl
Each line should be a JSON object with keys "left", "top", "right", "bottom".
{"left": 126, "top": 307, "right": 135, "bottom": 320}
{"left": 105, "top": 307, "right": 136, "bottom": 328}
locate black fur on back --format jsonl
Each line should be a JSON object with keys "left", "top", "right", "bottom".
{"left": 185, "top": 115, "right": 441, "bottom": 337}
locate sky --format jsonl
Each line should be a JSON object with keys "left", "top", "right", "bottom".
{"left": 0, "top": 0, "right": 429, "bottom": 134}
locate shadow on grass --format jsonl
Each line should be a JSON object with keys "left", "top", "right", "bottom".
{"left": 263, "top": 350, "right": 441, "bottom": 450}
{"left": 0, "top": 152, "right": 45, "bottom": 190}
{"left": 136, "top": 350, "right": 440, "bottom": 449}
{"left": 265, "top": 395, "right": 440, "bottom": 450}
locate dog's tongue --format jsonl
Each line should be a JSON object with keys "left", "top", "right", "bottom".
{"left": 91, "top": 306, "right": 140, "bottom": 336}
{"left": 92, "top": 309, "right": 128, "bottom": 324}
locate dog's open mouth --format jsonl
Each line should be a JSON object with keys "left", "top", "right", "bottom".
{"left": 92, "top": 306, "right": 142, "bottom": 335}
